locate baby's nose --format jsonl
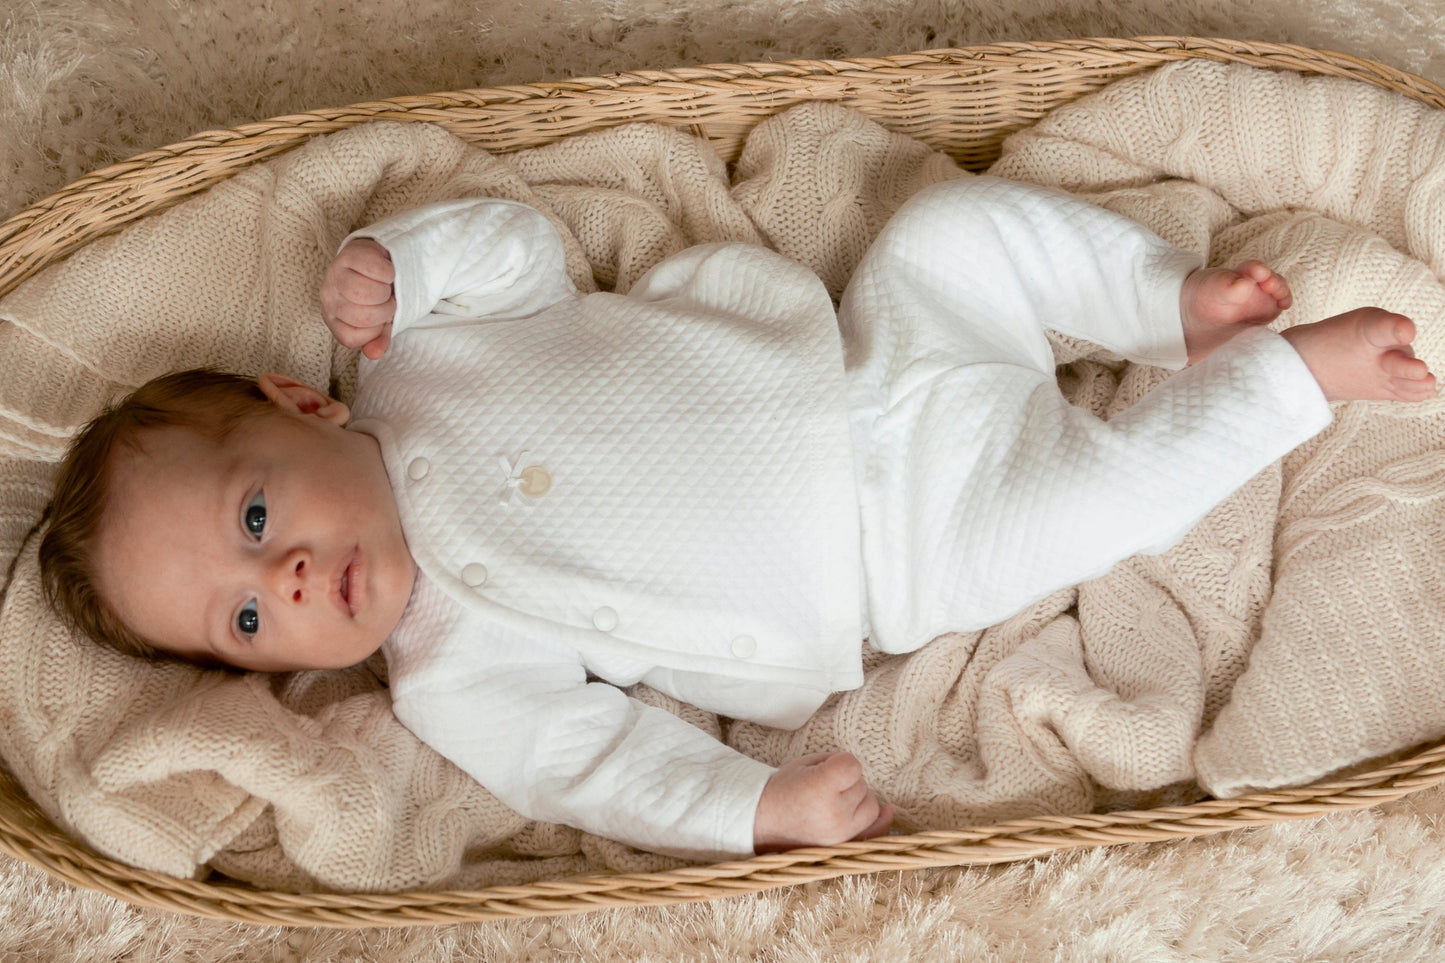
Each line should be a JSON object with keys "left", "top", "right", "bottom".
{"left": 269, "top": 549, "right": 313, "bottom": 603}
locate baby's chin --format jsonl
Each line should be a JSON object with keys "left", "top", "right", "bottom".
{"left": 355, "top": 632, "right": 395, "bottom": 666}
{"left": 316, "top": 629, "right": 395, "bottom": 672}
{"left": 378, "top": 559, "right": 418, "bottom": 641}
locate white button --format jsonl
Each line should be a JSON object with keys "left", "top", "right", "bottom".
{"left": 730, "top": 635, "right": 757, "bottom": 658}
{"left": 519, "top": 465, "right": 552, "bottom": 497}
{"left": 592, "top": 607, "right": 619, "bottom": 632}
{"left": 407, "top": 457, "right": 430, "bottom": 481}
{"left": 461, "top": 563, "right": 488, "bottom": 587}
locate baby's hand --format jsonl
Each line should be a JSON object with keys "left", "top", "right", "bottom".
{"left": 753, "top": 752, "right": 895, "bottom": 853}
{"left": 320, "top": 238, "right": 397, "bottom": 359}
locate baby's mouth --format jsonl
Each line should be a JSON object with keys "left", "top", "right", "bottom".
{"left": 340, "top": 549, "right": 359, "bottom": 617}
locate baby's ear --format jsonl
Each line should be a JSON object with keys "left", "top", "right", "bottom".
{"left": 256, "top": 373, "right": 350, "bottom": 425}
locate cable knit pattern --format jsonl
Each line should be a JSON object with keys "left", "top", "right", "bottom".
{"left": 0, "top": 59, "right": 1443, "bottom": 889}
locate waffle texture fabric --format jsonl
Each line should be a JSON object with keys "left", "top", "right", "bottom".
{"left": 351, "top": 200, "right": 861, "bottom": 858}
{"left": 842, "top": 177, "right": 1329, "bottom": 650}
{"left": 362, "top": 174, "right": 1323, "bottom": 860}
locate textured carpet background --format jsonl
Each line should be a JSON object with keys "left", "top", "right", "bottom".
{"left": 6, "top": 1, "right": 1445, "bottom": 960}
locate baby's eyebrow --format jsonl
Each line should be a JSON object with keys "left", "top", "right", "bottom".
{"left": 223, "top": 461, "right": 259, "bottom": 530}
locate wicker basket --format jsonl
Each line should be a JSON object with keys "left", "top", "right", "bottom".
{"left": 3, "top": 36, "right": 1445, "bottom": 929}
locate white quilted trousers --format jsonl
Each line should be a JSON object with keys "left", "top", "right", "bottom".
{"left": 839, "top": 176, "right": 1333, "bottom": 651}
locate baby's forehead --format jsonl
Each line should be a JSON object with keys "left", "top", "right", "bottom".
{"left": 104, "top": 423, "right": 242, "bottom": 512}
{"left": 116, "top": 419, "right": 232, "bottom": 467}
{"left": 89, "top": 436, "right": 231, "bottom": 660}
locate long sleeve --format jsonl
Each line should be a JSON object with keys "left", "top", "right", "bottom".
{"left": 346, "top": 198, "right": 579, "bottom": 337}
{"left": 384, "top": 576, "right": 774, "bottom": 861}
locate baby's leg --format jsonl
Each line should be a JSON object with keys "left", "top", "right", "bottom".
{"left": 1281, "top": 307, "right": 1436, "bottom": 402}
{"left": 838, "top": 176, "right": 1206, "bottom": 375}
{"left": 842, "top": 177, "right": 1339, "bottom": 651}
{"left": 1179, "top": 261, "right": 1293, "bottom": 363}
{"left": 847, "top": 325, "right": 1335, "bottom": 651}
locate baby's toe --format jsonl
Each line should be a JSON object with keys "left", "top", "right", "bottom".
{"left": 1363, "top": 312, "right": 1417, "bottom": 349}
{"left": 1381, "top": 349, "right": 1425, "bottom": 378}
{"left": 1395, "top": 374, "right": 1438, "bottom": 401}
{"left": 1260, "top": 273, "right": 1291, "bottom": 308}
{"left": 1383, "top": 351, "right": 1436, "bottom": 399}
{"left": 1238, "top": 261, "right": 1291, "bottom": 306}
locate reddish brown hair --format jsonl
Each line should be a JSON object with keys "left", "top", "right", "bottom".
{"left": 38, "top": 369, "right": 271, "bottom": 665}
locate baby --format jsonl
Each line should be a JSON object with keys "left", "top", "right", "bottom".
{"left": 39, "top": 177, "right": 1435, "bottom": 860}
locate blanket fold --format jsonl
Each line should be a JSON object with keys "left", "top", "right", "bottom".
{"left": 2, "top": 59, "right": 1444, "bottom": 891}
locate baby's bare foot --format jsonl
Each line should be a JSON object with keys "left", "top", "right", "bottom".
{"left": 1181, "top": 261, "right": 1293, "bottom": 363}
{"left": 1281, "top": 307, "right": 1437, "bottom": 402}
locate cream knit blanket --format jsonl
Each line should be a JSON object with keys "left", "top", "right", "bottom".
{"left": 2, "top": 59, "right": 1444, "bottom": 892}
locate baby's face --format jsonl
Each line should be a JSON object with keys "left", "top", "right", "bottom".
{"left": 92, "top": 402, "right": 416, "bottom": 672}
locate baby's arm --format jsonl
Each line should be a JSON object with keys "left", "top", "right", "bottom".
{"left": 319, "top": 198, "right": 579, "bottom": 357}
{"left": 391, "top": 593, "right": 894, "bottom": 858}
{"left": 754, "top": 753, "right": 895, "bottom": 853}
{"left": 392, "top": 598, "right": 804, "bottom": 858}
{"left": 398, "top": 659, "right": 769, "bottom": 859}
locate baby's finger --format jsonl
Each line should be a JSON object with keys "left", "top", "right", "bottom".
{"left": 336, "top": 266, "right": 394, "bottom": 307}
{"left": 327, "top": 321, "right": 387, "bottom": 353}
{"left": 324, "top": 322, "right": 370, "bottom": 350}
{"left": 338, "top": 239, "right": 396, "bottom": 282}
{"left": 361, "top": 328, "right": 392, "bottom": 360}
{"left": 815, "top": 752, "right": 865, "bottom": 791}
{"left": 854, "top": 802, "right": 895, "bottom": 841}
{"left": 331, "top": 300, "right": 395, "bottom": 334}
{"left": 835, "top": 771, "right": 872, "bottom": 813}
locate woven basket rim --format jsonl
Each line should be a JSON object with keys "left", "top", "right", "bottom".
{"left": 3, "top": 35, "right": 1445, "bottom": 928}
{"left": 5, "top": 35, "right": 1445, "bottom": 298}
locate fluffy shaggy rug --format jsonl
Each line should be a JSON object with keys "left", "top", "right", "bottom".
{"left": 7, "top": 1, "right": 1445, "bottom": 960}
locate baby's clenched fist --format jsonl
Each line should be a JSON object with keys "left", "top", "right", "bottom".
{"left": 753, "top": 752, "right": 894, "bottom": 853}
{"left": 320, "top": 238, "right": 397, "bottom": 359}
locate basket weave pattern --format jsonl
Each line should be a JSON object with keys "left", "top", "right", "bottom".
{"left": 3, "top": 36, "right": 1445, "bottom": 927}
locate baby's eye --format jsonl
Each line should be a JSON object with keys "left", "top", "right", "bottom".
{"left": 237, "top": 599, "right": 260, "bottom": 638}
{"left": 244, "top": 490, "right": 266, "bottom": 539}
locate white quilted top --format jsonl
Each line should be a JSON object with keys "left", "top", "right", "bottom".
{"left": 350, "top": 199, "right": 863, "bottom": 858}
